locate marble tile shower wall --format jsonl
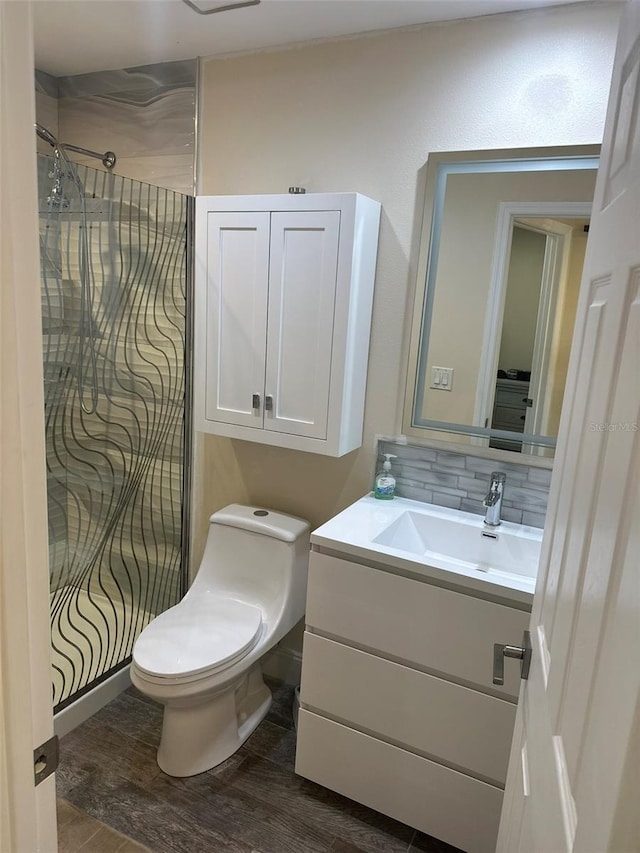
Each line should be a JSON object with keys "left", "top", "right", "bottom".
{"left": 37, "top": 60, "right": 197, "bottom": 195}
{"left": 378, "top": 441, "right": 551, "bottom": 528}
{"left": 35, "top": 70, "right": 59, "bottom": 155}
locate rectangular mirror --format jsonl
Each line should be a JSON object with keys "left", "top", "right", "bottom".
{"left": 404, "top": 146, "right": 599, "bottom": 459}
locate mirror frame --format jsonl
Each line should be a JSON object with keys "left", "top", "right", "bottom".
{"left": 403, "top": 145, "right": 600, "bottom": 460}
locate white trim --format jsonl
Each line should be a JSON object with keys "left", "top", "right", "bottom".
{"left": 474, "top": 201, "right": 592, "bottom": 436}
{"left": 54, "top": 666, "right": 132, "bottom": 739}
{"left": 522, "top": 220, "right": 573, "bottom": 454}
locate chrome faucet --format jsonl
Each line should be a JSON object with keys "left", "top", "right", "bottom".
{"left": 483, "top": 472, "right": 506, "bottom": 527}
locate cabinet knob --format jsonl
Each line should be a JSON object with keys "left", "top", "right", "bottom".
{"left": 493, "top": 631, "right": 532, "bottom": 685}
{"left": 265, "top": 395, "right": 273, "bottom": 412}
{"left": 520, "top": 414, "right": 526, "bottom": 421}
{"left": 522, "top": 397, "right": 533, "bottom": 407}
{"left": 252, "top": 394, "right": 261, "bottom": 411}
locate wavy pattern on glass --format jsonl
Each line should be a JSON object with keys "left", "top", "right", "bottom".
{"left": 38, "top": 155, "right": 187, "bottom": 710}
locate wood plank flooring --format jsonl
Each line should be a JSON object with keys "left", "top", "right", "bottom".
{"left": 57, "top": 678, "right": 461, "bottom": 853}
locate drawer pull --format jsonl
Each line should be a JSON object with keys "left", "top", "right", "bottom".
{"left": 493, "top": 631, "right": 532, "bottom": 685}
{"left": 252, "top": 393, "right": 261, "bottom": 410}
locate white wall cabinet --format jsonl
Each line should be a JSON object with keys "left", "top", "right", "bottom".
{"left": 295, "top": 550, "right": 532, "bottom": 853}
{"left": 194, "top": 193, "right": 380, "bottom": 456}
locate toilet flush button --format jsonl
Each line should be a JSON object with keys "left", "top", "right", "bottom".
{"left": 253, "top": 510, "right": 269, "bottom": 517}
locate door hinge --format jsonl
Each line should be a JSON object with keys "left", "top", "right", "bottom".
{"left": 34, "top": 735, "right": 59, "bottom": 786}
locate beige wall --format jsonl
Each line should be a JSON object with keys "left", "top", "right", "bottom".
{"left": 499, "top": 226, "right": 547, "bottom": 373}
{"left": 196, "top": 2, "right": 619, "bottom": 569}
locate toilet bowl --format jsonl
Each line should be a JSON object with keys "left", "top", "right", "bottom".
{"left": 130, "top": 504, "right": 310, "bottom": 777}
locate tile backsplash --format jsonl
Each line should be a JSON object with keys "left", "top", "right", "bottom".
{"left": 378, "top": 440, "right": 551, "bottom": 528}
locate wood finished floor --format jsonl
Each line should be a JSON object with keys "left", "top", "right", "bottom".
{"left": 57, "top": 678, "right": 461, "bottom": 853}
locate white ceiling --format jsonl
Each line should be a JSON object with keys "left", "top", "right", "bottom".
{"left": 33, "top": 0, "right": 591, "bottom": 78}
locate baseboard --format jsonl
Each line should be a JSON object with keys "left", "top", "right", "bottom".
{"left": 261, "top": 646, "right": 303, "bottom": 686}
{"left": 54, "top": 665, "right": 131, "bottom": 738}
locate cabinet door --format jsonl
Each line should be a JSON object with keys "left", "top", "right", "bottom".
{"left": 265, "top": 211, "right": 340, "bottom": 439}
{"left": 204, "top": 212, "right": 270, "bottom": 427}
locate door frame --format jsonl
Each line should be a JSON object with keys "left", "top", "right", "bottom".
{"left": 474, "top": 201, "right": 592, "bottom": 443}
{"left": 0, "top": 3, "right": 57, "bottom": 850}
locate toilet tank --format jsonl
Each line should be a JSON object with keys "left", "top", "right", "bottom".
{"left": 196, "top": 505, "right": 310, "bottom": 636}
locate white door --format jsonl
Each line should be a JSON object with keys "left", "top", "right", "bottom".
{"left": 203, "top": 211, "right": 270, "bottom": 428}
{"left": 0, "top": 2, "right": 57, "bottom": 850}
{"left": 497, "top": 4, "right": 640, "bottom": 851}
{"left": 265, "top": 211, "right": 340, "bottom": 439}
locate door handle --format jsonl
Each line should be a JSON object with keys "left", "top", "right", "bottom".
{"left": 252, "top": 394, "right": 261, "bottom": 411}
{"left": 493, "top": 631, "right": 532, "bottom": 685}
{"left": 265, "top": 395, "right": 273, "bottom": 412}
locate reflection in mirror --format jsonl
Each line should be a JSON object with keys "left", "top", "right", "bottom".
{"left": 488, "top": 215, "right": 590, "bottom": 453}
{"left": 404, "top": 147, "right": 599, "bottom": 459}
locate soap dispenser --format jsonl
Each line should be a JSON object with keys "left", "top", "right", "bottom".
{"left": 374, "top": 454, "right": 397, "bottom": 500}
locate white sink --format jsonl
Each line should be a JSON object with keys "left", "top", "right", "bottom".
{"left": 311, "top": 495, "right": 543, "bottom": 604}
{"left": 372, "top": 508, "right": 540, "bottom": 579}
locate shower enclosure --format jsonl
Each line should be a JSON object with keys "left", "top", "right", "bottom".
{"left": 37, "top": 148, "right": 191, "bottom": 710}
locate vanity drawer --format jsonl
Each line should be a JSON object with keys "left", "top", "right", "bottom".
{"left": 300, "top": 632, "right": 515, "bottom": 786}
{"left": 296, "top": 709, "right": 503, "bottom": 853}
{"left": 306, "top": 552, "right": 529, "bottom": 700}
{"left": 494, "top": 384, "right": 529, "bottom": 408}
{"left": 492, "top": 404, "right": 526, "bottom": 429}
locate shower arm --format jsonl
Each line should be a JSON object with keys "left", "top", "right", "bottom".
{"left": 35, "top": 123, "right": 116, "bottom": 170}
{"left": 58, "top": 142, "right": 116, "bottom": 170}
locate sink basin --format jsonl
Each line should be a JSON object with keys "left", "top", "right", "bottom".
{"left": 311, "top": 494, "right": 543, "bottom": 604}
{"left": 372, "top": 509, "right": 540, "bottom": 578}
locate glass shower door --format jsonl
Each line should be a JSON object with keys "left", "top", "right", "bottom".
{"left": 38, "top": 154, "right": 190, "bottom": 710}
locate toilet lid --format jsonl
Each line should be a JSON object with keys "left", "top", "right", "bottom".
{"left": 133, "top": 593, "right": 262, "bottom": 680}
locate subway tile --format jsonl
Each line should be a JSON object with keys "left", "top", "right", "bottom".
{"left": 430, "top": 492, "right": 462, "bottom": 510}
{"left": 455, "top": 476, "right": 488, "bottom": 497}
{"left": 504, "top": 484, "right": 548, "bottom": 510}
{"left": 381, "top": 443, "right": 437, "bottom": 464}
{"left": 459, "top": 499, "right": 486, "bottom": 517}
{"left": 464, "top": 456, "right": 533, "bottom": 478}
{"left": 527, "top": 467, "right": 553, "bottom": 487}
{"left": 522, "top": 510, "right": 547, "bottom": 529}
{"left": 392, "top": 461, "right": 437, "bottom": 478}
{"left": 434, "top": 451, "right": 467, "bottom": 469}
{"left": 471, "top": 468, "right": 529, "bottom": 485}
{"left": 394, "top": 485, "right": 434, "bottom": 503}
{"left": 499, "top": 506, "right": 523, "bottom": 524}
{"left": 415, "top": 470, "right": 460, "bottom": 489}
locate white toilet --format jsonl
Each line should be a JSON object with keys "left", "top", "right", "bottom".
{"left": 130, "top": 504, "right": 310, "bottom": 777}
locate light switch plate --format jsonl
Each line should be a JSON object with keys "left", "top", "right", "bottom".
{"left": 430, "top": 366, "right": 454, "bottom": 390}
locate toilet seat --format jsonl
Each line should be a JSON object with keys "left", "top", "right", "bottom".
{"left": 133, "top": 593, "right": 262, "bottom": 682}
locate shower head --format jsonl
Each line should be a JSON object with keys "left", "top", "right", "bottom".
{"left": 34, "top": 123, "right": 117, "bottom": 170}
{"left": 35, "top": 122, "right": 58, "bottom": 147}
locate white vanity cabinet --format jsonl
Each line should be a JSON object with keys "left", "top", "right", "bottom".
{"left": 295, "top": 549, "right": 532, "bottom": 853}
{"left": 194, "top": 193, "right": 380, "bottom": 456}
